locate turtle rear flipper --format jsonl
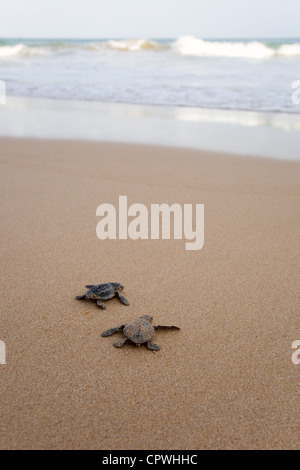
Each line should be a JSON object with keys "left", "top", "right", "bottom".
{"left": 116, "top": 291, "right": 130, "bottom": 306}
{"left": 85, "top": 285, "right": 94, "bottom": 289}
{"left": 113, "top": 338, "right": 128, "bottom": 348}
{"left": 76, "top": 295, "right": 86, "bottom": 300}
{"left": 147, "top": 341, "right": 160, "bottom": 351}
{"left": 153, "top": 325, "right": 180, "bottom": 330}
{"left": 97, "top": 300, "right": 107, "bottom": 310}
{"left": 101, "top": 325, "right": 125, "bottom": 337}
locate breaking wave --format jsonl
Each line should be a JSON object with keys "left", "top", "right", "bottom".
{"left": 106, "top": 39, "right": 164, "bottom": 51}
{"left": 0, "top": 43, "right": 51, "bottom": 57}
{"left": 1, "top": 37, "right": 300, "bottom": 59}
{"left": 0, "top": 39, "right": 165, "bottom": 57}
{"left": 86, "top": 38, "right": 164, "bottom": 51}
{"left": 173, "top": 36, "right": 300, "bottom": 58}
{"left": 277, "top": 42, "right": 300, "bottom": 56}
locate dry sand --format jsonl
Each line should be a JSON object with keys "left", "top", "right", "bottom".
{"left": 0, "top": 138, "right": 299, "bottom": 450}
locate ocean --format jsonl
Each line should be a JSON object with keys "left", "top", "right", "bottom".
{"left": 0, "top": 37, "right": 300, "bottom": 113}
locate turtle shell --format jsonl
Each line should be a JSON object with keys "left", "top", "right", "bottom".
{"left": 123, "top": 317, "right": 155, "bottom": 344}
{"left": 86, "top": 283, "right": 115, "bottom": 300}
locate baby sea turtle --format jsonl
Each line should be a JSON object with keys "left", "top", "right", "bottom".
{"left": 76, "top": 283, "right": 129, "bottom": 310}
{"left": 101, "top": 315, "right": 180, "bottom": 351}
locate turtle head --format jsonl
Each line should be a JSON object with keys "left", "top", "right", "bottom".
{"left": 140, "top": 315, "right": 153, "bottom": 324}
{"left": 111, "top": 282, "right": 124, "bottom": 291}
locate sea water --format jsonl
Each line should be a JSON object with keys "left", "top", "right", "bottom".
{"left": 0, "top": 36, "right": 300, "bottom": 113}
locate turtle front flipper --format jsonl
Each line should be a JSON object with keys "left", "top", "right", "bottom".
{"left": 101, "top": 325, "right": 125, "bottom": 337}
{"left": 147, "top": 341, "right": 161, "bottom": 351}
{"left": 85, "top": 285, "right": 94, "bottom": 289}
{"left": 116, "top": 291, "right": 130, "bottom": 306}
{"left": 76, "top": 295, "right": 86, "bottom": 300}
{"left": 153, "top": 325, "right": 180, "bottom": 330}
{"left": 113, "top": 337, "right": 128, "bottom": 348}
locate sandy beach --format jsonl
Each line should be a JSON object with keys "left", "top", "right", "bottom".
{"left": 0, "top": 137, "right": 299, "bottom": 450}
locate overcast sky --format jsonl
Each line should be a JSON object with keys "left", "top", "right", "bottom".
{"left": 0, "top": 0, "right": 299, "bottom": 39}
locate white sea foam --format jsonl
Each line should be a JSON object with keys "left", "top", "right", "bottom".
{"left": 107, "top": 39, "right": 162, "bottom": 51}
{"left": 0, "top": 39, "right": 164, "bottom": 57}
{"left": 1, "top": 38, "right": 300, "bottom": 58}
{"left": 0, "top": 43, "right": 50, "bottom": 57}
{"left": 86, "top": 39, "right": 163, "bottom": 52}
{"left": 278, "top": 43, "right": 300, "bottom": 56}
{"left": 173, "top": 36, "right": 276, "bottom": 58}
{"left": 173, "top": 36, "right": 300, "bottom": 58}
{"left": 85, "top": 37, "right": 300, "bottom": 57}
{"left": 0, "top": 44, "right": 28, "bottom": 56}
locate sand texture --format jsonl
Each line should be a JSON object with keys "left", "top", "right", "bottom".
{"left": 0, "top": 138, "right": 299, "bottom": 450}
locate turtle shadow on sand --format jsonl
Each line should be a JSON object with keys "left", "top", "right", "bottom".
{"left": 76, "top": 283, "right": 129, "bottom": 310}
{"left": 101, "top": 315, "right": 180, "bottom": 351}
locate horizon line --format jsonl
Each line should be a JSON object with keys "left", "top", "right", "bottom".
{"left": 1, "top": 35, "right": 299, "bottom": 40}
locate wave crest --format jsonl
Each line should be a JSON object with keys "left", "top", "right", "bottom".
{"left": 0, "top": 43, "right": 50, "bottom": 57}
{"left": 173, "top": 36, "right": 300, "bottom": 58}
{"left": 1, "top": 37, "right": 300, "bottom": 59}
{"left": 107, "top": 39, "right": 163, "bottom": 51}
{"left": 278, "top": 43, "right": 300, "bottom": 56}
{"left": 173, "top": 36, "right": 276, "bottom": 59}
{"left": 86, "top": 39, "right": 163, "bottom": 52}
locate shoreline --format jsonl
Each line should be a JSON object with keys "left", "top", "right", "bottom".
{"left": 0, "top": 138, "right": 299, "bottom": 449}
{"left": 5, "top": 92, "right": 300, "bottom": 116}
{"left": 1, "top": 96, "right": 300, "bottom": 160}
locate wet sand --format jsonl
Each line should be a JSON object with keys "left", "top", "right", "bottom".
{"left": 0, "top": 138, "right": 299, "bottom": 450}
